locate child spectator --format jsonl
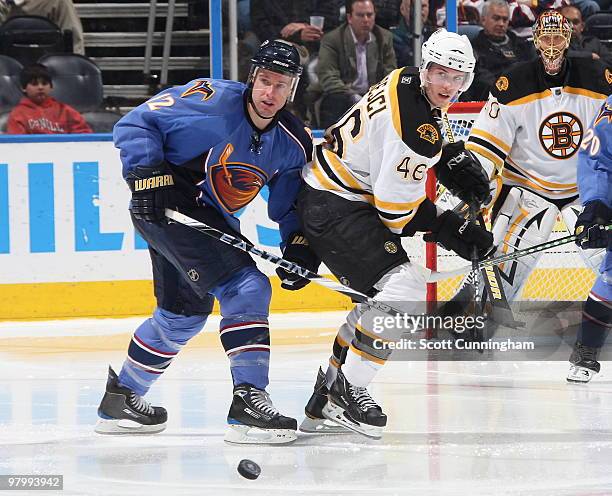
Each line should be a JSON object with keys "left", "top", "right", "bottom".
{"left": 7, "top": 63, "right": 92, "bottom": 134}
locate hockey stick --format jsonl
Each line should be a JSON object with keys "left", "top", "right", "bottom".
{"left": 444, "top": 224, "right": 612, "bottom": 279}
{"left": 165, "top": 208, "right": 410, "bottom": 318}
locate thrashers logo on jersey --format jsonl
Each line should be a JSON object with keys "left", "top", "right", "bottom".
{"left": 181, "top": 80, "right": 215, "bottom": 101}
{"left": 209, "top": 160, "right": 267, "bottom": 213}
{"left": 495, "top": 76, "right": 509, "bottom": 92}
{"left": 594, "top": 102, "right": 612, "bottom": 126}
{"left": 606, "top": 68, "right": 612, "bottom": 85}
{"left": 539, "top": 112, "right": 583, "bottom": 159}
{"left": 416, "top": 123, "right": 439, "bottom": 144}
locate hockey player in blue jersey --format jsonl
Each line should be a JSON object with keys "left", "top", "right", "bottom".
{"left": 566, "top": 97, "right": 612, "bottom": 383}
{"left": 94, "top": 39, "right": 318, "bottom": 444}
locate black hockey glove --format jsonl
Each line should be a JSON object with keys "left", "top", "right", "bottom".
{"left": 424, "top": 210, "right": 494, "bottom": 261}
{"left": 435, "top": 141, "right": 490, "bottom": 207}
{"left": 574, "top": 201, "right": 612, "bottom": 250}
{"left": 276, "top": 232, "right": 321, "bottom": 290}
{"left": 126, "top": 163, "right": 176, "bottom": 222}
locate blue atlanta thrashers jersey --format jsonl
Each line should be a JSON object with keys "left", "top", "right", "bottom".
{"left": 578, "top": 95, "right": 612, "bottom": 209}
{"left": 113, "top": 78, "right": 312, "bottom": 243}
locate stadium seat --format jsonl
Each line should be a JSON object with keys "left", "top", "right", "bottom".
{"left": 584, "top": 12, "right": 612, "bottom": 43}
{"left": 458, "top": 24, "right": 483, "bottom": 42}
{"left": 0, "top": 55, "right": 24, "bottom": 112}
{"left": 0, "top": 15, "right": 69, "bottom": 67}
{"left": 37, "top": 54, "right": 103, "bottom": 111}
{"left": 81, "top": 110, "right": 123, "bottom": 133}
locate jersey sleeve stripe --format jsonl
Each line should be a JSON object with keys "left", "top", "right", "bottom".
{"left": 315, "top": 147, "right": 373, "bottom": 197}
{"left": 564, "top": 86, "right": 608, "bottom": 101}
{"left": 309, "top": 160, "right": 343, "bottom": 193}
{"left": 388, "top": 69, "right": 403, "bottom": 139}
{"left": 380, "top": 214, "right": 414, "bottom": 231}
{"left": 466, "top": 142, "right": 504, "bottom": 170}
{"left": 470, "top": 128, "right": 512, "bottom": 154}
{"left": 322, "top": 148, "right": 368, "bottom": 191}
{"left": 374, "top": 194, "right": 425, "bottom": 212}
{"left": 503, "top": 166, "right": 578, "bottom": 195}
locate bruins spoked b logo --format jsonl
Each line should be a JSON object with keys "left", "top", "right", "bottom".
{"left": 384, "top": 241, "right": 398, "bottom": 254}
{"left": 539, "top": 112, "right": 583, "bottom": 159}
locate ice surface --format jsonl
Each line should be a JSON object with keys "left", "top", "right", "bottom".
{"left": 1, "top": 313, "right": 611, "bottom": 495}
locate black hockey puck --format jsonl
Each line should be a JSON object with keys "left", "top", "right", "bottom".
{"left": 237, "top": 459, "right": 261, "bottom": 480}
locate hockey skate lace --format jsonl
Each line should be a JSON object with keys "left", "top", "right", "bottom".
{"left": 349, "top": 385, "right": 378, "bottom": 412}
{"left": 129, "top": 392, "right": 155, "bottom": 416}
{"left": 250, "top": 389, "right": 279, "bottom": 416}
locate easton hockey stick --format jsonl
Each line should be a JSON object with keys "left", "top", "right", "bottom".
{"left": 165, "top": 208, "right": 410, "bottom": 318}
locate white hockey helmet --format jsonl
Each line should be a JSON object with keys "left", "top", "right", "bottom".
{"left": 419, "top": 28, "right": 476, "bottom": 93}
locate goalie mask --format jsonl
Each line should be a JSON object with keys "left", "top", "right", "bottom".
{"left": 248, "top": 39, "right": 303, "bottom": 104}
{"left": 419, "top": 28, "right": 476, "bottom": 94}
{"left": 533, "top": 11, "right": 572, "bottom": 75}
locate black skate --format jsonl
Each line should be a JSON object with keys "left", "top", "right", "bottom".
{"left": 567, "top": 342, "right": 601, "bottom": 383}
{"left": 95, "top": 366, "right": 167, "bottom": 434}
{"left": 299, "top": 367, "right": 349, "bottom": 434}
{"left": 225, "top": 384, "right": 297, "bottom": 444}
{"left": 322, "top": 369, "right": 387, "bottom": 439}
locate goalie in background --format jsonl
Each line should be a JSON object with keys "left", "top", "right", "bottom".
{"left": 450, "top": 10, "right": 610, "bottom": 310}
{"left": 566, "top": 97, "right": 612, "bottom": 383}
{"left": 296, "top": 29, "right": 493, "bottom": 438}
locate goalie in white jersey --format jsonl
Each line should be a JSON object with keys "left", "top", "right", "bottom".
{"left": 293, "top": 29, "right": 494, "bottom": 438}
{"left": 460, "top": 10, "right": 611, "bottom": 303}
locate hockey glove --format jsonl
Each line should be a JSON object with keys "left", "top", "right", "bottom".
{"left": 574, "top": 201, "right": 612, "bottom": 250}
{"left": 126, "top": 163, "right": 176, "bottom": 222}
{"left": 435, "top": 141, "right": 490, "bottom": 207}
{"left": 276, "top": 232, "right": 321, "bottom": 290}
{"left": 424, "top": 210, "right": 494, "bottom": 261}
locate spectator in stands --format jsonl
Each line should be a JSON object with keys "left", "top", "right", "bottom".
{"left": 0, "top": 0, "right": 85, "bottom": 55}
{"left": 310, "top": 0, "right": 345, "bottom": 33}
{"left": 310, "top": 0, "right": 396, "bottom": 129}
{"left": 505, "top": 0, "right": 599, "bottom": 38}
{"left": 461, "top": 0, "right": 535, "bottom": 101}
{"left": 372, "top": 0, "right": 402, "bottom": 29}
{"left": 561, "top": 5, "right": 612, "bottom": 65}
{"left": 6, "top": 63, "right": 92, "bottom": 134}
{"left": 393, "top": 0, "right": 434, "bottom": 66}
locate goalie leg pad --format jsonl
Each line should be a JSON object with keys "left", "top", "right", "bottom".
{"left": 489, "top": 188, "right": 558, "bottom": 301}
{"left": 560, "top": 202, "right": 606, "bottom": 272}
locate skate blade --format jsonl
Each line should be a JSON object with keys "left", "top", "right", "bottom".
{"left": 299, "top": 415, "right": 351, "bottom": 434}
{"left": 566, "top": 365, "right": 597, "bottom": 384}
{"left": 94, "top": 418, "right": 166, "bottom": 435}
{"left": 321, "top": 402, "right": 383, "bottom": 439}
{"left": 224, "top": 424, "right": 297, "bottom": 445}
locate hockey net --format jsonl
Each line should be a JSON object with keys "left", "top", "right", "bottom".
{"left": 403, "top": 101, "right": 596, "bottom": 303}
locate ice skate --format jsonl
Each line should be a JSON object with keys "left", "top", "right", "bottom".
{"left": 299, "top": 367, "right": 349, "bottom": 434}
{"left": 567, "top": 342, "right": 601, "bottom": 383}
{"left": 322, "top": 369, "right": 387, "bottom": 439}
{"left": 225, "top": 384, "right": 297, "bottom": 444}
{"left": 95, "top": 366, "right": 167, "bottom": 434}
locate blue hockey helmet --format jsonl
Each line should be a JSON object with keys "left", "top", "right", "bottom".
{"left": 248, "top": 39, "right": 302, "bottom": 102}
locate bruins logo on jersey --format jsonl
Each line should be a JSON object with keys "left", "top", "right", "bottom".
{"left": 606, "top": 68, "right": 612, "bottom": 85}
{"left": 416, "top": 123, "right": 439, "bottom": 144}
{"left": 539, "top": 112, "right": 583, "bottom": 159}
{"left": 495, "top": 76, "right": 509, "bottom": 91}
{"left": 181, "top": 80, "right": 215, "bottom": 101}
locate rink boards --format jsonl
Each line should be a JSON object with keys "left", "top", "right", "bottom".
{"left": 0, "top": 135, "right": 350, "bottom": 320}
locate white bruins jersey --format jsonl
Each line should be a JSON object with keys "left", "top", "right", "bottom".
{"left": 302, "top": 68, "right": 443, "bottom": 235}
{"left": 466, "top": 57, "right": 611, "bottom": 200}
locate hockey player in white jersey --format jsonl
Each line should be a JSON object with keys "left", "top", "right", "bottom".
{"left": 566, "top": 98, "right": 612, "bottom": 383}
{"left": 294, "top": 29, "right": 494, "bottom": 438}
{"left": 458, "top": 10, "right": 611, "bottom": 304}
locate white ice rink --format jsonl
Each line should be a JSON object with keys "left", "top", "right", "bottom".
{"left": 1, "top": 312, "right": 611, "bottom": 496}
